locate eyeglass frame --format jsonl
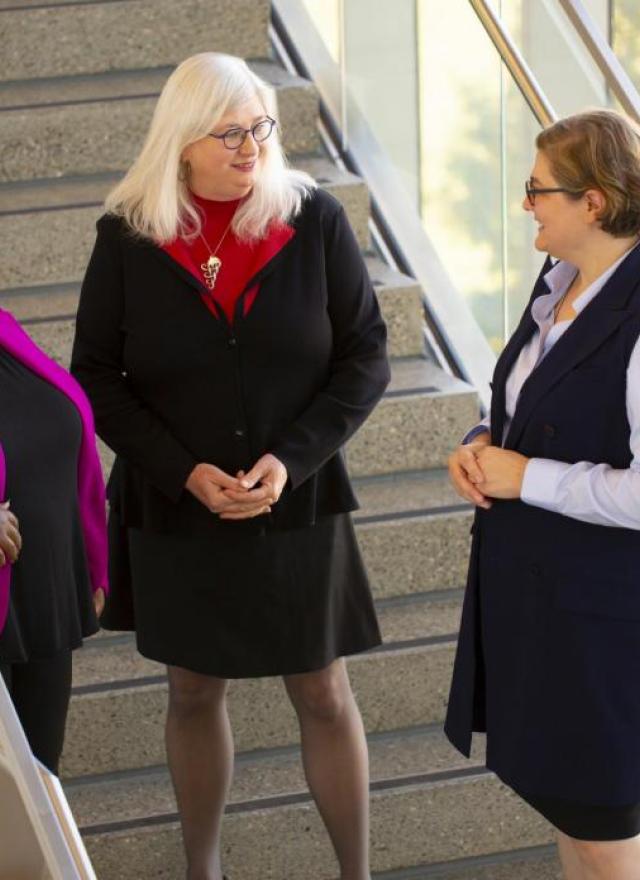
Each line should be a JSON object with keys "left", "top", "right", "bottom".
{"left": 525, "top": 178, "right": 582, "bottom": 206}
{"left": 208, "top": 116, "right": 277, "bottom": 150}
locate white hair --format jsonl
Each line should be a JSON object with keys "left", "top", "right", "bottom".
{"left": 105, "top": 53, "right": 316, "bottom": 243}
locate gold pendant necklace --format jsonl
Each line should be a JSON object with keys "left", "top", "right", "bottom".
{"left": 199, "top": 209, "right": 237, "bottom": 291}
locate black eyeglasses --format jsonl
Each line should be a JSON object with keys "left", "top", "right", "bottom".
{"left": 209, "top": 117, "right": 276, "bottom": 150}
{"left": 525, "top": 179, "right": 578, "bottom": 206}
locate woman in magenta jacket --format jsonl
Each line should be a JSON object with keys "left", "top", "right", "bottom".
{"left": 0, "top": 308, "right": 108, "bottom": 774}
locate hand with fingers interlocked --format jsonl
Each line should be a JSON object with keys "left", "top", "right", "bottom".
{"left": 220, "top": 453, "right": 288, "bottom": 521}
{"left": 448, "top": 431, "right": 493, "bottom": 510}
{"left": 185, "top": 454, "right": 288, "bottom": 521}
{"left": 0, "top": 500, "right": 22, "bottom": 567}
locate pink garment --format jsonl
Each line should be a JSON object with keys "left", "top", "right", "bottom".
{"left": 0, "top": 309, "right": 108, "bottom": 632}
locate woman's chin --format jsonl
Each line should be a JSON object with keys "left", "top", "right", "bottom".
{"left": 533, "top": 232, "right": 548, "bottom": 252}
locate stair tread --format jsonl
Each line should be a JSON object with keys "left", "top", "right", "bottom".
{"left": 64, "top": 724, "right": 485, "bottom": 830}
{"left": 364, "top": 255, "right": 421, "bottom": 293}
{"left": 0, "top": 60, "right": 312, "bottom": 110}
{"left": 386, "top": 358, "right": 473, "bottom": 398}
{"left": 354, "top": 469, "right": 467, "bottom": 519}
{"left": 372, "top": 846, "right": 561, "bottom": 880}
{"left": 0, "top": 155, "right": 363, "bottom": 215}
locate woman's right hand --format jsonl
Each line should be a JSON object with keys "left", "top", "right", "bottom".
{"left": 448, "top": 432, "right": 493, "bottom": 509}
{"left": 185, "top": 463, "right": 270, "bottom": 517}
{"left": 0, "top": 501, "right": 22, "bottom": 567}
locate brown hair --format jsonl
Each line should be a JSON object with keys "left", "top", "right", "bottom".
{"left": 536, "top": 109, "right": 640, "bottom": 237}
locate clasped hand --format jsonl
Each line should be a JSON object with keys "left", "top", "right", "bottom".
{"left": 448, "top": 433, "right": 529, "bottom": 507}
{"left": 186, "top": 454, "right": 288, "bottom": 520}
{"left": 0, "top": 501, "right": 21, "bottom": 566}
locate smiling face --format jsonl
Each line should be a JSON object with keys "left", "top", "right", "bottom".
{"left": 181, "top": 95, "right": 269, "bottom": 201}
{"left": 523, "top": 150, "right": 599, "bottom": 261}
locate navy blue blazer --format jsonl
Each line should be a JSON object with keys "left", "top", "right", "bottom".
{"left": 446, "top": 244, "right": 640, "bottom": 805}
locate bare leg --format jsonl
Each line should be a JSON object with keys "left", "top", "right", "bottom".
{"left": 557, "top": 832, "right": 584, "bottom": 880}
{"left": 284, "top": 659, "right": 370, "bottom": 880}
{"left": 571, "top": 835, "right": 640, "bottom": 880}
{"left": 166, "top": 666, "right": 233, "bottom": 880}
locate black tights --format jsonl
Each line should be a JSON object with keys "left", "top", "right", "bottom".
{"left": 0, "top": 651, "right": 72, "bottom": 775}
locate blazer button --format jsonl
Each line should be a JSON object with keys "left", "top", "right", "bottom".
{"left": 235, "top": 429, "right": 245, "bottom": 438}
{"left": 543, "top": 424, "right": 556, "bottom": 438}
{"left": 530, "top": 563, "right": 541, "bottom": 576}
{"left": 228, "top": 337, "right": 237, "bottom": 346}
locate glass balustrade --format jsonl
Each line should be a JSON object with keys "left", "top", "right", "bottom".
{"left": 295, "top": 0, "right": 640, "bottom": 366}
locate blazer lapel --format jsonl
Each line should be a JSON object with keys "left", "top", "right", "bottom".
{"left": 147, "top": 243, "right": 209, "bottom": 296}
{"left": 490, "top": 257, "right": 552, "bottom": 445}
{"left": 504, "top": 247, "right": 640, "bottom": 451}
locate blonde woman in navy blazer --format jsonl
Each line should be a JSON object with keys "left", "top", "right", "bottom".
{"left": 447, "top": 110, "right": 640, "bottom": 879}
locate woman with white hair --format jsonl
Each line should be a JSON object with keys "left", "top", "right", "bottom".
{"left": 71, "top": 52, "right": 389, "bottom": 880}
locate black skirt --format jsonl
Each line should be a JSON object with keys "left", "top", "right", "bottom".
{"left": 517, "top": 789, "right": 640, "bottom": 841}
{"left": 124, "top": 512, "right": 381, "bottom": 678}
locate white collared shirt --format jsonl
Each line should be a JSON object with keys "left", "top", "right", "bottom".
{"left": 468, "top": 243, "right": 640, "bottom": 529}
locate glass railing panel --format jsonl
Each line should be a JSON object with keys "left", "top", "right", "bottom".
{"left": 417, "top": 0, "right": 547, "bottom": 351}
{"left": 300, "top": 0, "right": 341, "bottom": 61}
{"left": 501, "top": 0, "right": 610, "bottom": 116}
{"left": 611, "top": 1, "right": 640, "bottom": 95}
{"left": 284, "top": 0, "right": 552, "bottom": 356}
{"left": 278, "top": 0, "right": 640, "bottom": 388}
{"left": 342, "top": 1, "right": 421, "bottom": 209}
{"left": 502, "top": 65, "right": 545, "bottom": 338}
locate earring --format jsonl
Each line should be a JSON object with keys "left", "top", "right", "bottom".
{"left": 178, "top": 159, "right": 191, "bottom": 182}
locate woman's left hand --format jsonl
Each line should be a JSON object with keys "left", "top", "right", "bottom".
{"left": 473, "top": 446, "right": 529, "bottom": 499}
{"left": 93, "top": 588, "right": 106, "bottom": 618}
{"left": 219, "top": 454, "right": 288, "bottom": 520}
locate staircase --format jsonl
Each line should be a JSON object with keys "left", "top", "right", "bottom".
{"left": 0, "top": 1, "right": 560, "bottom": 877}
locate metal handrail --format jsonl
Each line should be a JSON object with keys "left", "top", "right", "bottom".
{"left": 558, "top": 0, "right": 640, "bottom": 124}
{"left": 467, "top": 0, "right": 556, "bottom": 127}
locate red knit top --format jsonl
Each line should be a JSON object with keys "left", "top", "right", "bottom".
{"left": 162, "top": 194, "right": 295, "bottom": 323}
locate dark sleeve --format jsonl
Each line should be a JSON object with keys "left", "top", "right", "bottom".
{"left": 270, "top": 202, "right": 391, "bottom": 489}
{"left": 70, "top": 217, "right": 197, "bottom": 502}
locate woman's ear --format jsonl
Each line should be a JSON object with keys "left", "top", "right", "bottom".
{"left": 584, "top": 188, "right": 606, "bottom": 223}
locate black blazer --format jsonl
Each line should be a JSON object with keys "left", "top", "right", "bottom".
{"left": 71, "top": 189, "right": 390, "bottom": 536}
{"left": 446, "top": 244, "right": 640, "bottom": 805}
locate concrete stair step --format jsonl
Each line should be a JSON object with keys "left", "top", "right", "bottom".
{"left": 350, "top": 359, "right": 478, "bottom": 475}
{"left": 65, "top": 729, "right": 554, "bottom": 879}
{"left": 62, "top": 589, "right": 464, "bottom": 777}
{"left": 65, "top": 724, "right": 484, "bottom": 826}
{"left": 0, "top": 0, "right": 270, "bottom": 82}
{"left": 0, "top": 61, "right": 319, "bottom": 183}
{"left": 0, "top": 256, "right": 426, "bottom": 359}
{"left": 372, "top": 846, "right": 560, "bottom": 879}
{"left": 65, "top": 742, "right": 561, "bottom": 879}
{"left": 0, "top": 158, "right": 369, "bottom": 289}
{"left": 365, "top": 256, "right": 425, "bottom": 357}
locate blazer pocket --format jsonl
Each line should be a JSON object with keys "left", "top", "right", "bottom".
{"left": 554, "top": 574, "right": 640, "bottom": 621}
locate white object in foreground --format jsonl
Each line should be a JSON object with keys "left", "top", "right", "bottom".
{"left": 0, "top": 674, "right": 96, "bottom": 880}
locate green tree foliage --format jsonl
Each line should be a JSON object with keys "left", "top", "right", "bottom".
{"left": 612, "top": 0, "right": 640, "bottom": 91}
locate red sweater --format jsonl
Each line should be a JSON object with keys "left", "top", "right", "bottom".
{"left": 163, "top": 195, "right": 295, "bottom": 323}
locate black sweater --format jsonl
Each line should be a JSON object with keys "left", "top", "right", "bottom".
{"left": 71, "top": 189, "right": 390, "bottom": 534}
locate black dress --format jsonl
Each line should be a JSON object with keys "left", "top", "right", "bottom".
{"left": 0, "top": 347, "right": 98, "bottom": 662}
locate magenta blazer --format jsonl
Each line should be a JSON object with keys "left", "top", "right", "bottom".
{"left": 0, "top": 309, "right": 108, "bottom": 633}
